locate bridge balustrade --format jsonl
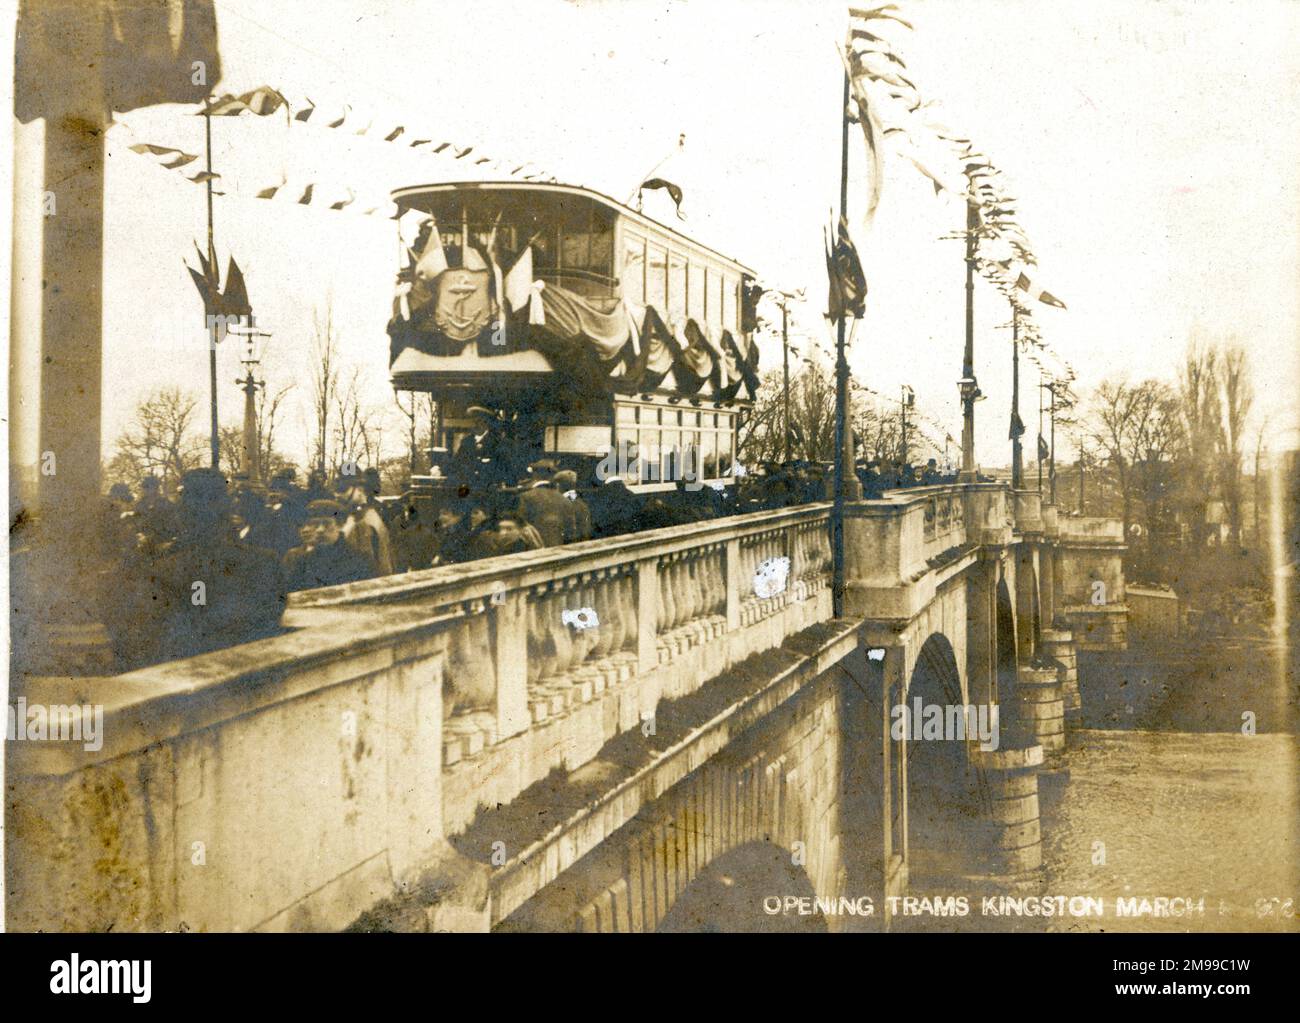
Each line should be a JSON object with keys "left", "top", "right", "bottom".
{"left": 5, "top": 481, "right": 1124, "bottom": 932}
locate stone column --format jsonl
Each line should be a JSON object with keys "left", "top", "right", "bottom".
{"left": 10, "top": 55, "right": 112, "bottom": 675}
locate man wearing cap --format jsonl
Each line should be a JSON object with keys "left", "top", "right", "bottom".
{"left": 284, "top": 499, "right": 378, "bottom": 592}
{"left": 517, "top": 459, "right": 576, "bottom": 547}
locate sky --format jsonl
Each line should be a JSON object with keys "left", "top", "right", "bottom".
{"left": 86, "top": 0, "right": 1300, "bottom": 469}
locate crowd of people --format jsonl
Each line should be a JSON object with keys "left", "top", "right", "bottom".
{"left": 96, "top": 449, "right": 958, "bottom": 668}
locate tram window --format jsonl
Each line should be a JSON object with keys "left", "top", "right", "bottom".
{"left": 719, "top": 432, "right": 734, "bottom": 475}
{"left": 617, "top": 404, "right": 636, "bottom": 424}
{"left": 590, "top": 219, "right": 613, "bottom": 273}
{"left": 702, "top": 432, "right": 717, "bottom": 477}
{"left": 622, "top": 236, "right": 645, "bottom": 304}
{"left": 662, "top": 429, "right": 679, "bottom": 480}
{"left": 688, "top": 262, "right": 705, "bottom": 323}
{"left": 647, "top": 245, "right": 668, "bottom": 311}
{"left": 644, "top": 429, "right": 661, "bottom": 482}
{"left": 668, "top": 252, "right": 687, "bottom": 322}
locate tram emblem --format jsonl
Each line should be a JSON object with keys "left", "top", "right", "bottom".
{"left": 435, "top": 268, "right": 494, "bottom": 342}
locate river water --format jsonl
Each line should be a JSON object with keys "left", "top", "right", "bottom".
{"left": 900, "top": 634, "right": 1299, "bottom": 933}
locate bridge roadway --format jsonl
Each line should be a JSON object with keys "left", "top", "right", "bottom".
{"left": 5, "top": 483, "right": 1127, "bottom": 932}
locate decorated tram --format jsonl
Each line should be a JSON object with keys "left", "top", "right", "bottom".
{"left": 386, "top": 181, "right": 762, "bottom": 498}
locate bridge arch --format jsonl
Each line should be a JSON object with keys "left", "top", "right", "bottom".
{"left": 903, "top": 633, "right": 984, "bottom": 880}
{"left": 658, "top": 841, "right": 826, "bottom": 932}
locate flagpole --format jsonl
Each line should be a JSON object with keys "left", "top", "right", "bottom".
{"left": 900, "top": 385, "right": 908, "bottom": 466}
{"left": 1037, "top": 373, "right": 1044, "bottom": 492}
{"left": 1049, "top": 381, "right": 1057, "bottom": 503}
{"left": 205, "top": 107, "right": 219, "bottom": 469}
{"left": 832, "top": 67, "right": 852, "bottom": 618}
{"left": 958, "top": 192, "right": 979, "bottom": 481}
{"left": 1011, "top": 306, "right": 1022, "bottom": 488}
{"left": 782, "top": 298, "right": 791, "bottom": 463}
{"left": 1078, "top": 427, "right": 1085, "bottom": 514}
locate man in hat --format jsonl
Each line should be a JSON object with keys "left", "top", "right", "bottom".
{"left": 552, "top": 469, "right": 592, "bottom": 541}
{"left": 336, "top": 470, "right": 394, "bottom": 576}
{"left": 451, "top": 406, "right": 501, "bottom": 485}
{"left": 140, "top": 468, "right": 287, "bottom": 662}
{"left": 517, "top": 459, "right": 576, "bottom": 547}
{"left": 588, "top": 474, "right": 642, "bottom": 539}
{"left": 134, "top": 473, "right": 178, "bottom": 544}
{"left": 284, "top": 498, "right": 378, "bottom": 592}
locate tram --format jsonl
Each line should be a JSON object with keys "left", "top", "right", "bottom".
{"left": 386, "top": 181, "right": 762, "bottom": 500}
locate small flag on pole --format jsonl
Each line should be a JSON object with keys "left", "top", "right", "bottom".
{"left": 825, "top": 216, "right": 868, "bottom": 322}
{"left": 641, "top": 178, "right": 685, "bottom": 219}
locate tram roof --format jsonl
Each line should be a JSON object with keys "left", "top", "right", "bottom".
{"left": 390, "top": 180, "right": 757, "bottom": 278}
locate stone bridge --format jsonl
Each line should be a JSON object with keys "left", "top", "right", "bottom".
{"left": 5, "top": 484, "right": 1126, "bottom": 932}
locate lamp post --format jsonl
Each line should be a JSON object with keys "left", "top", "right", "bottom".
{"left": 781, "top": 297, "right": 791, "bottom": 463}
{"left": 1011, "top": 306, "right": 1023, "bottom": 489}
{"left": 958, "top": 196, "right": 980, "bottom": 481}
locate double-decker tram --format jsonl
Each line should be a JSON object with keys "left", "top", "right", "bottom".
{"left": 386, "top": 181, "right": 762, "bottom": 512}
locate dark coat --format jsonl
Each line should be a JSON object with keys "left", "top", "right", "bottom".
{"left": 517, "top": 483, "right": 577, "bottom": 547}
{"left": 284, "top": 538, "right": 376, "bottom": 593}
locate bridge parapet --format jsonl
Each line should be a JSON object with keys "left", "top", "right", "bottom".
{"left": 845, "top": 483, "right": 1013, "bottom": 619}
{"left": 1052, "top": 514, "right": 1128, "bottom": 649}
{"left": 6, "top": 503, "right": 836, "bottom": 933}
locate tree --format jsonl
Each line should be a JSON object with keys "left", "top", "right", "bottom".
{"left": 108, "top": 386, "right": 206, "bottom": 493}
{"left": 1088, "top": 378, "right": 1140, "bottom": 535}
{"left": 394, "top": 389, "right": 437, "bottom": 477}
{"left": 309, "top": 303, "right": 340, "bottom": 476}
{"left": 1177, "top": 338, "right": 1220, "bottom": 547}
{"left": 1216, "top": 341, "right": 1253, "bottom": 549}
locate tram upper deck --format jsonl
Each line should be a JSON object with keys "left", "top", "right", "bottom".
{"left": 387, "top": 182, "right": 762, "bottom": 405}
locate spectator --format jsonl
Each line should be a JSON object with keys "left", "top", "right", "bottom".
{"left": 554, "top": 469, "right": 593, "bottom": 541}
{"left": 134, "top": 474, "right": 178, "bottom": 543}
{"left": 517, "top": 459, "right": 576, "bottom": 546}
{"left": 588, "top": 476, "right": 642, "bottom": 539}
{"left": 337, "top": 472, "right": 395, "bottom": 575}
{"left": 143, "top": 469, "right": 286, "bottom": 662}
{"left": 284, "top": 499, "right": 378, "bottom": 591}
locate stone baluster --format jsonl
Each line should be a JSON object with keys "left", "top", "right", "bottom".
{"left": 616, "top": 571, "right": 635, "bottom": 654}
{"left": 491, "top": 588, "right": 530, "bottom": 738}
{"left": 590, "top": 572, "right": 617, "bottom": 661}
{"left": 526, "top": 589, "right": 547, "bottom": 685}
{"left": 637, "top": 557, "right": 660, "bottom": 674}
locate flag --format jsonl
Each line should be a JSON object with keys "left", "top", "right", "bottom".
{"left": 1037, "top": 434, "right": 1050, "bottom": 461}
{"left": 504, "top": 247, "right": 544, "bottom": 324}
{"left": 998, "top": 260, "right": 1066, "bottom": 309}
{"left": 185, "top": 246, "right": 251, "bottom": 320}
{"left": 825, "top": 216, "right": 868, "bottom": 322}
{"left": 641, "top": 178, "right": 684, "bottom": 218}
{"left": 203, "top": 87, "right": 289, "bottom": 118}
{"left": 414, "top": 221, "right": 449, "bottom": 283}
{"left": 128, "top": 143, "right": 200, "bottom": 169}
{"left": 1009, "top": 410, "right": 1025, "bottom": 441}
{"left": 1016, "top": 272, "right": 1067, "bottom": 309}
